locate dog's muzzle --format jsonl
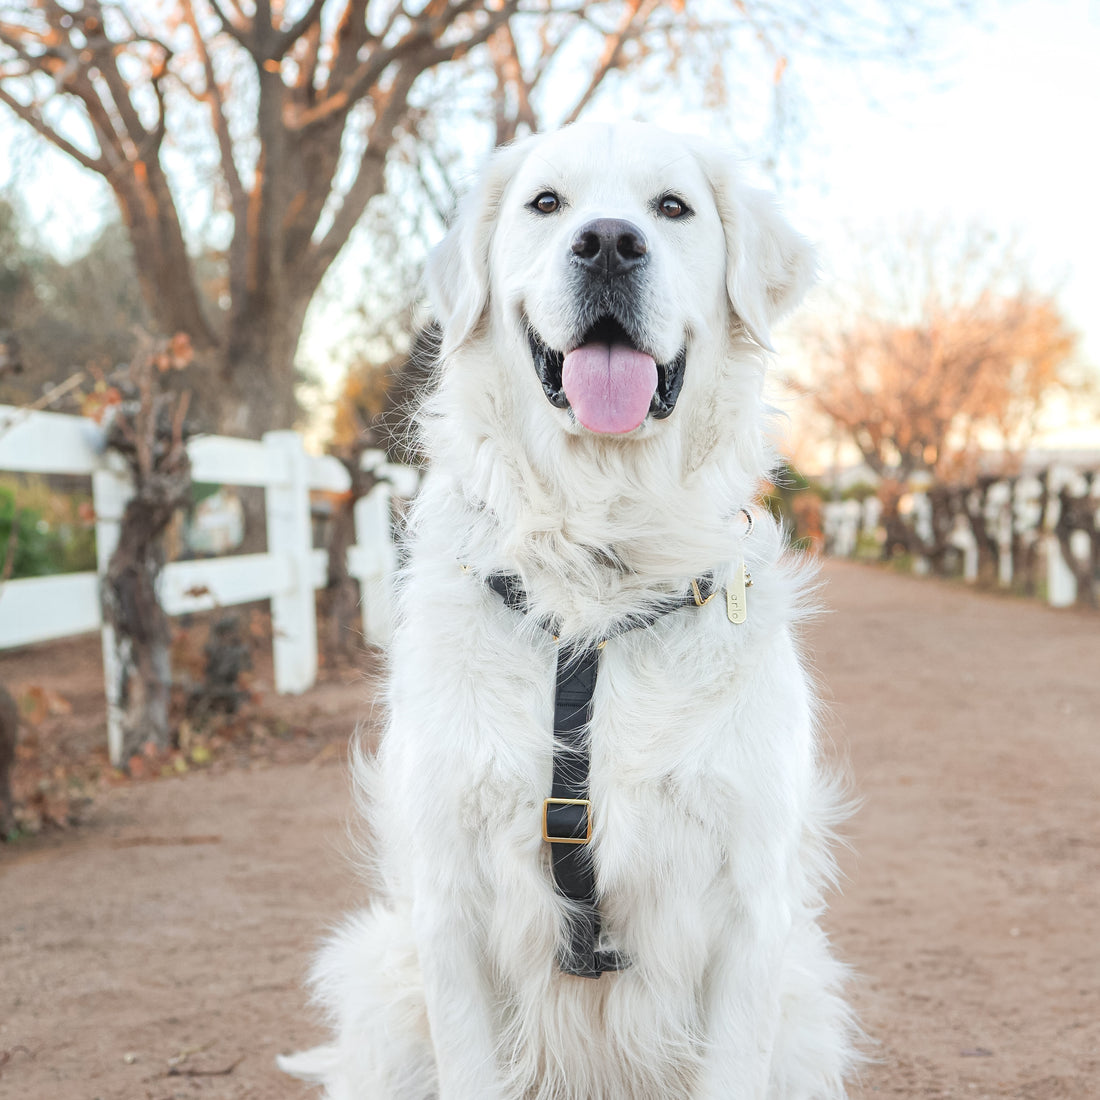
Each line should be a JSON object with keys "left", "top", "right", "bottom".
{"left": 525, "top": 220, "right": 686, "bottom": 431}
{"left": 526, "top": 318, "right": 686, "bottom": 424}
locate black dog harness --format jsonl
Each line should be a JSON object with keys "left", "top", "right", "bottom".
{"left": 485, "top": 571, "right": 719, "bottom": 978}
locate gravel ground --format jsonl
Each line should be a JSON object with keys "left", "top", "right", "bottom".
{"left": 1, "top": 559, "right": 1097, "bottom": 1099}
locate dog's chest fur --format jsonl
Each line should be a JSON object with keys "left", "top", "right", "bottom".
{"left": 378, "top": 497, "right": 812, "bottom": 1097}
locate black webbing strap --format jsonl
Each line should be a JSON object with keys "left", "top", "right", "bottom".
{"left": 547, "top": 641, "right": 617, "bottom": 977}
{"left": 485, "top": 570, "right": 716, "bottom": 978}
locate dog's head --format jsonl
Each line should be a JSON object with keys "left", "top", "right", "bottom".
{"left": 424, "top": 122, "right": 814, "bottom": 590}
{"left": 428, "top": 122, "right": 814, "bottom": 446}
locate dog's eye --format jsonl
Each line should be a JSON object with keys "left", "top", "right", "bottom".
{"left": 657, "top": 195, "right": 690, "bottom": 219}
{"left": 530, "top": 192, "right": 561, "bottom": 214}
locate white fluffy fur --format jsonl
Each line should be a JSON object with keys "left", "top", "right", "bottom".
{"left": 280, "top": 122, "right": 859, "bottom": 1099}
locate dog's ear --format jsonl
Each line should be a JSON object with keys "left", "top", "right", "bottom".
{"left": 698, "top": 153, "right": 816, "bottom": 352}
{"left": 427, "top": 137, "right": 535, "bottom": 350}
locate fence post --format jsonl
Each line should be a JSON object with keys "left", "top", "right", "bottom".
{"left": 93, "top": 460, "right": 133, "bottom": 767}
{"left": 354, "top": 481, "right": 397, "bottom": 646}
{"left": 911, "top": 493, "right": 931, "bottom": 576}
{"left": 862, "top": 496, "right": 882, "bottom": 542}
{"left": 262, "top": 430, "right": 317, "bottom": 692}
{"left": 840, "top": 501, "right": 860, "bottom": 556}
{"left": 952, "top": 517, "right": 979, "bottom": 583}
{"left": 822, "top": 502, "right": 839, "bottom": 555}
{"left": 1046, "top": 535, "right": 1077, "bottom": 607}
{"left": 996, "top": 484, "right": 1014, "bottom": 587}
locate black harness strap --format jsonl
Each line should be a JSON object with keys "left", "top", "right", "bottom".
{"left": 485, "top": 570, "right": 716, "bottom": 978}
{"left": 548, "top": 641, "right": 612, "bottom": 977}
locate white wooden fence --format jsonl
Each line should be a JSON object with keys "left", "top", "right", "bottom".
{"left": 822, "top": 466, "right": 1098, "bottom": 607}
{"left": 0, "top": 404, "right": 417, "bottom": 764}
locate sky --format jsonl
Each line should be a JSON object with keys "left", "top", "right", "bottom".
{"left": 789, "top": 0, "right": 1099, "bottom": 331}
{"left": 777, "top": 0, "right": 1100, "bottom": 450}
{"left": 2, "top": 0, "right": 1098, "bottom": 447}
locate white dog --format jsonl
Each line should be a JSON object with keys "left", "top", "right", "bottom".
{"left": 281, "top": 121, "right": 858, "bottom": 1099}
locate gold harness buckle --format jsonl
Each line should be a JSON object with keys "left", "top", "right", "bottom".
{"left": 691, "top": 578, "right": 715, "bottom": 607}
{"left": 542, "top": 797, "right": 592, "bottom": 845}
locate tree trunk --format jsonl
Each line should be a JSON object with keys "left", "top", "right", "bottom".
{"left": 110, "top": 166, "right": 218, "bottom": 352}
{"left": 1054, "top": 484, "right": 1098, "bottom": 609}
{"left": 924, "top": 486, "right": 964, "bottom": 577}
{"left": 323, "top": 499, "right": 362, "bottom": 665}
{"left": 99, "top": 345, "right": 194, "bottom": 765}
{"left": 964, "top": 480, "right": 1000, "bottom": 584}
{"left": 217, "top": 293, "right": 312, "bottom": 437}
{"left": 322, "top": 449, "right": 379, "bottom": 664}
{"left": 103, "top": 478, "right": 187, "bottom": 761}
{"left": 0, "top": 683, "right": 17, "bottom": 837}
{"left": 1016, "top": 472, "right": 1050, "bottom": 598}
{"left": 877, "top": 480, "right": 912, "bottom": 561}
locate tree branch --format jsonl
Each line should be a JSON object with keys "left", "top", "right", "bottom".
{"left": 300, "top": 116, "right": 404, "bottom": 292}
{"left": 561, "top": 0, "right": 657, "bottom": 125}
{"left": 0, "top": 85, "right": 105, "bottom": 173}
{"left": 303, "top": 0, "right": 518, "bottom": 130}
{"left": 88, "top": 44, "right": 158, "bottom": 158}
{"left": 290, "top": 18, "right": 323, "bottom": 105}
{"left": 489, "top": 24, "right": 537, "bottom": 144}
{"left": 180, "top": 0, "right": 247, "bottom": 221}
{"left": 272, "top": 0, "right": 327, "bottom": 59}
{"left": 208, "top": 0, "right": 251, "bottom": 49}
{"left": 322, "top": 0, "right": 372, "bottom": 96}
{"left": 420, "top": 3, "right": 519, "bottom": 68}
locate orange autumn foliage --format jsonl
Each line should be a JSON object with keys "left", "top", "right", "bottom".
{"left": 794, "top": 236, "right": 1081, "bottom": 487}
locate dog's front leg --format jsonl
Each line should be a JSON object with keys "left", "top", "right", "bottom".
{"left": 694, "top": 898, "right": 790, "bottom": 1100}
{"left": 412, "top": 889, "right": 508, "bottom": 1100}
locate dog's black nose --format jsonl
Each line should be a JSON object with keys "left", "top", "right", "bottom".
{"left": 570, "top": 219, "right": 648, "bottom": 277}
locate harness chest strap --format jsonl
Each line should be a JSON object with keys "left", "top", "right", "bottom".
{"left": 484, "top": 569, "right": 734, "bottom": 978}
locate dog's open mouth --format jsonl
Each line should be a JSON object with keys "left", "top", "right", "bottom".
{"left": 527, "top": 316, "right": 686, "bottom": 434}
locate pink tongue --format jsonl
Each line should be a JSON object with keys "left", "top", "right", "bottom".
{"left": 561, "top": 343, "right": 658, "bottom": 434}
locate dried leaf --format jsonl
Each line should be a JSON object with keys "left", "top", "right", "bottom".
{"left": 80, "top": 387, "right": 122, "bottom": 424}
{"left": 168, "top": 332, "right": 193, "bottom": 369}
{"left": 19, "top": 685, "right": 73, "bottom": 726}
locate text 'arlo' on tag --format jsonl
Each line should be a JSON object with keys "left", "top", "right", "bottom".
{"left": 726, "top": 563, "right": 748, "bottom": 624}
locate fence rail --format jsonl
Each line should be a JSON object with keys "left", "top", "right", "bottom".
{"left": 822, "top": 466, "right": 1099, "bottom": 607}
{"left": 0, "top": 405, "right": 417, "bottom": 764}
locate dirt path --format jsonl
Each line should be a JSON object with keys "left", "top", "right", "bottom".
{"left": 819, "top": 564, "right": 1099, "bottom": 1099}
{"left": 1, "top": 561, "right": 1097, "bottom": 1099}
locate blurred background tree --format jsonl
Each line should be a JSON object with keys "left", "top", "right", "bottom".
{"left": 0, "top": 0, "right": 966, "bottom": 439}
{"left": 0, "top": 198, "right": 147, "bottom": 405}
{"left": 789, "top": 221, "right": 1082, "bottom": 489}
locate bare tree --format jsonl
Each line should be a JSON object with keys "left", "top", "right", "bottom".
{"left": 792, "top": 223, "right": 1081, "bottom": 492}
{"left": 1, "top": 0, "right": 966, "bottom": 437}
{"left": 0, "top": 201, "right": 148, "bottom": 406}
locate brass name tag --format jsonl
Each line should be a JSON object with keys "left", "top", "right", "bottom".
{"left": 726, "top": 563, "right": 748, "bottom": 624}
